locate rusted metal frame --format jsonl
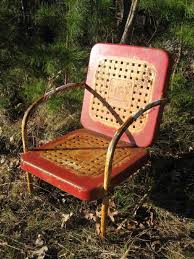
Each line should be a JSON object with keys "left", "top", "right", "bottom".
{"left": 22, "top": 81, "right": 85, "bottom": 193}
{"left": 100, "top": 98, "right": 167, "bottom": 239}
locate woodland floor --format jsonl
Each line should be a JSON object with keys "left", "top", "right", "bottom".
{"left": 0, "top": 107, "right": 194, "bottom": 259}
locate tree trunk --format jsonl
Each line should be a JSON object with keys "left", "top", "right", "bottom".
{"left": 120, "top": 0, "right": 139, "bottom": 44}
{"left": 116, "top": 0, "right": 132, "bottom": 41}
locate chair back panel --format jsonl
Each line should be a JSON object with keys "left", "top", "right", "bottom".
{"left": 81, "top": 44, "right": 169, "bottom": 147}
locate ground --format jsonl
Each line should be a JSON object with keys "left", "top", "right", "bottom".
{"left": 0, "top": 107, "right": 194, "bottom": 259}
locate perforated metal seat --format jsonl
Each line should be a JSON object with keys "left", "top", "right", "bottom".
{"left": 21, "top": 43, "right": 170, "bottom": 238}
{"left": 21, "top": 129, "right": 148, "bottom": 200}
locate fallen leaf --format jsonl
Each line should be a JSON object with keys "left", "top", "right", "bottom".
{"left": 10, "top": 136, "right": 14, "bottom": 143}
{"left": 61, "top": 212, "right": 73, "bottom": 228}
{"left": 108, "top": 208, "right": 119, "bottom": 222}
{"left": 139, "top": 223, "right": 145, "bottom": 229}
{"left": 109, "top": 199, "right": 116, "bottom": 209}
{"left": 116, "top": 219, "right": 128, "bottom": 231}
{"left": 0, "top": 157, "right": 5, "bottom": 164}
{"left": 150, "top": 210, "right": 154, "bottom": 226}
{"left": 0, "top": 240, "right": 8, "bottom": 246}
{"left": 127, "top": 220, "right": 137, "bottom": 230}
{"left": 31, "top": 245, "right": 48, "bottom": 259}
{"left": 151, "top": 240, "right": 161, "bottom": 252}
{"left": 35, "top": 234, "right": 44, "bottom": 247}
{"left": 84, "top": 211, "right": 97, "bottom": 222}
{"left": 96, "top": 222, "right": 101, "bottom": 235}
{"left": 96, "top": 209, "right": 101, "bottom": 218}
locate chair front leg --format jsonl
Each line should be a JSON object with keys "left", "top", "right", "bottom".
{"left": 100, "top": 138, "right": 115, "bottom": 239}
{"left": 100, "top": 195, "right": 109, "bottom": 239}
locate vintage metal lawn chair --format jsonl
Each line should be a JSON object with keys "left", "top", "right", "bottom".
{"left": 21, "top": 43, "right": 169, "bottom": 239}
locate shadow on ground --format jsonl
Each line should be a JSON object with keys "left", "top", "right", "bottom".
{"left": 150, "top": 152, "right": 194, "bottom": 218}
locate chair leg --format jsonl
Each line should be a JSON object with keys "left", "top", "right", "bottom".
{"left": 26, "top": 172, "right": 33, "bottom": 193}
{"left": 100, "top": 196, "right": 109, "bottom": 240}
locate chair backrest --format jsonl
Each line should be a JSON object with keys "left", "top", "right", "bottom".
{"left": 81, "top": 43, "right": 170, "bottom": 147}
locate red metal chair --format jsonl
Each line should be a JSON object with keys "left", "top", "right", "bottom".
{"left": 21, "top": 43, "right": 169, "bottom": 239}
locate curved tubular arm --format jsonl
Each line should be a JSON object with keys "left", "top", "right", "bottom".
{"left": 103, "top": 98, "right": 167, "bottom": 192}
{"left": 22, "top": 82, "right": 86, "bottom": 152}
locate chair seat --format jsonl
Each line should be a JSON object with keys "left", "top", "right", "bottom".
{"left": 21, "top": 129, "right": 148, "bottom": 200}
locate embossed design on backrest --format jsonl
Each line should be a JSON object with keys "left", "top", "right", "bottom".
{"left": 89, "top": 57, "right": 156, "bottom": 132}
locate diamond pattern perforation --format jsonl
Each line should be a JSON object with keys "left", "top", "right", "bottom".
{"left": 89, "top": 57, "right": 156, "bottom": 132}
{"left": 40, "top": 133, "right": 132, "bottom": 177}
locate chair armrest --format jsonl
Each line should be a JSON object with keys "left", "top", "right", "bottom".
{"left": 103, "top": 98, "right": 167, "bottom": 192}
{"left": 22, "top": 82, "right": 86, "bottom": 152}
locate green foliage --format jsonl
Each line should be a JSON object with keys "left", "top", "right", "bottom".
{"left": 139, "top": 0, "right": 194, "bottom": 46}
{"left": 138, "top": 0, "right": 194, "bottom": 115}
{"left": 86, "top": 0, "right": 116, "bottom": 44}
{"left": 0, "top": 0, "right": 116, "bottom": 117}
{"left": 140, "top": 0, "right": 193, "bottom": 22}
{"left": 22, "top": 79, "right": 47, "bottom": 102}
{"left": 172, "top": 24, "right": 194, "bottom": 46}
{"left": 47, "top": 88, "right": 84, "bottom": 113}
{"left": 170, "top": 71, "right": 193, "bottom": 110}
{"left": 65, "top": 0, "right": 89, "bottom": 44}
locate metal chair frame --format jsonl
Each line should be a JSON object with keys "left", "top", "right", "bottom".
{"left": 21, "top": 81, "right": 166, "bottom": 239}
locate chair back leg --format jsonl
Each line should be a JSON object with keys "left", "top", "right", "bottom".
{"left": 26, "top": 172, "right": 33, "bottom": 193}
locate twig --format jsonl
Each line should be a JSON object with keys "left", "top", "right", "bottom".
{"left": 133, "top": 186, "right": 152, "bottom": 216}
{"left": 147, "top": 17, "right": 158, "bottom": 45}
{"left": 0, "top": 239, "right": 25, "bottom": 253}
